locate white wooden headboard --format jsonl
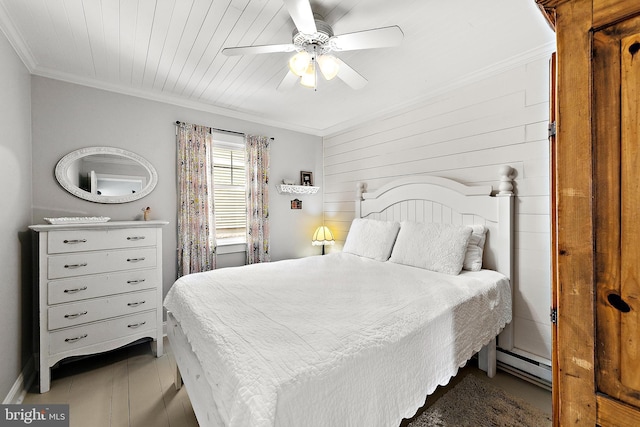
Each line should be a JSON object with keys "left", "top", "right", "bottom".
{"left": 355, "top": 166, "right": 515, "bottom": 349}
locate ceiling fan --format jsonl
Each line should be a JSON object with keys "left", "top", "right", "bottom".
{"left": 221, "top": 0, "right": 404, "bottom": 90}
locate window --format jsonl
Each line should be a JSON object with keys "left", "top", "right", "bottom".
{"left": 212, "top": 136, "right": 246, "bottom": 244}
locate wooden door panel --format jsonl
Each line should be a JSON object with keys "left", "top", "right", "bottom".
{"left": 593, "top": 27, "right": 624, "bottom": 403}
{"left": 594, "top": 15, "right": 640, "bottom": 414}
{"left": 620, "top": 32, "right": 640, "bottom": 392}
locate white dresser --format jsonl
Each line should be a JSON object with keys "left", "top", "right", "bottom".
{"left": 29, "top": 220, "right": 168, "bottom": 392}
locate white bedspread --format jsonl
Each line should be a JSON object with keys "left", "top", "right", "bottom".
{"left": 164, "top": 253, "right": 511, "bottom": 427}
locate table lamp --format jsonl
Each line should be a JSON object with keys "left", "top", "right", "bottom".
{"left": 312, "top": 225, "right": 335, "bottom": 255}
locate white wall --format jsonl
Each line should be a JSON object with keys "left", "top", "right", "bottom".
{"left": 0, "top": 29, "right": 32, "bottom": 398}
{"left": 323, "top": 57, "right": 553, "bottom": 362}
{"left": 31, "top": 76, "right": 323, "bottom": 301}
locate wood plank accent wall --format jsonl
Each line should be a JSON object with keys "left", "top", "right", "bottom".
{"left": 322, "top": 57, "right": 553, "bottom": 362}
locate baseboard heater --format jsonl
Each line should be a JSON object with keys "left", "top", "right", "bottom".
{"left": 497, "top": 348, "right": 552, "bottom": 391}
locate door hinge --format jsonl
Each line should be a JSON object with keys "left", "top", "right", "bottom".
{"left": 550, "top": 307, "right": 558, "bottom": 324}
{"left": 548, "top": 121, "right": 556, "bottom": 138}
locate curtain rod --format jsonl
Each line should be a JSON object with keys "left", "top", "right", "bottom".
{"left": 174, "top": 121, "right": 274, "bottom": 140}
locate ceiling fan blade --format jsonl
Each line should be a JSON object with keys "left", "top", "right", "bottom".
{"left": 222, "top": 44, "right": 296, "bottom": 56}
{"left": 335, "top": 58, "right": 367, "bottom": 90}
{"left": 277, "top": 71, "right": 299, "bottom": 92}
{"left": 331, "top": 26, "right": 404, "bottom": 51}
{"left": 282, "top": 0, "right": 317, "bottom": 34}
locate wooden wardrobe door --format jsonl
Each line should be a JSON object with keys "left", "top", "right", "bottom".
{"left": 593, "top": 14, "right": 640, "bottom": 424}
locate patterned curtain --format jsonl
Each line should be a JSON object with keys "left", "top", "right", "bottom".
{"left": 177, "top": 123, "right": 215, "bottom": 276}
{"left": 246, "top": 135, "right": 270, "bottom": 263}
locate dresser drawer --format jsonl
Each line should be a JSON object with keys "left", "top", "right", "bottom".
{"left": 48, "top": 269, "right": 157, "bottom": 305}
{"left": 48, "top": 289, "right": 156, "bottom": 330}
{"left": 47, "top": 247, "right": 156, "bottom": 279}
{"left": 47, "top": 228, "right": 157, "bottom": 254}
{"left": 49, "top": 310, "right": 157, "bottom": 355}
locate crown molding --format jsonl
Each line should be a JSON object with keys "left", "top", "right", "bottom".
{"left": 0, "top": 0, "right": 36, "bottom": 71}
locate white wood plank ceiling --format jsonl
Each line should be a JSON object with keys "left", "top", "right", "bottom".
{"left": 0, "top": 0, "right": 554, "bottom": 136}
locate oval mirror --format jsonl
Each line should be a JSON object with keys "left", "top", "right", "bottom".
{"left": 55, "top": 147, "right": 158, "bottom": 204}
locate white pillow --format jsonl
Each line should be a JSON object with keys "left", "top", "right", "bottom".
{"left": 342, "top": 218, "right": 400, "bottom": 261}
{"left": 389, "top": 222, "right": 472, "bottom": 275}
{"left": 463, "top": 225, "right": 488, "bottom": 271}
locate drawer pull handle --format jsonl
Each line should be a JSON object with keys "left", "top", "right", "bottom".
{"left": 127, "top": 257, "right": 146, "bottom": 262}
{"left": 64, "top": 263, "right": 88, "bottom": 269}
{"left": 63, "top": 239, "right": 87, "bottom": 244}
{"left": 127, "top": 321, "right": 147, "bottom": 328}
{"left": 64, "top": 311, "right": 88, "bottom": 319}
{"left": 127, "top": 236, "right": 146, "bottom": 241}
{"left": 127, "top": 301, "right": 146, "bottom": 307}
{"left": 127, "top": 279, "right": 146, "bottom": 284}
{"left": 65, "top": 334, "right": 88, "bottom": 343}
{"left": 64, "top": 286, "right": 88, "bottom": 293}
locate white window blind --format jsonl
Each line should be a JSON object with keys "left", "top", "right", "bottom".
{"left": 212, "top": 140, "right": 246, "bottom": 242}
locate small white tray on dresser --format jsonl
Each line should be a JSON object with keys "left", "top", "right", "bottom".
{"left": 43, "top": 216, "right": 111, "bottom": 225}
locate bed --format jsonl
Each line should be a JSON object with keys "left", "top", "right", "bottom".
{"left": 164, "top": 167, "right": 515, "bottom": 427}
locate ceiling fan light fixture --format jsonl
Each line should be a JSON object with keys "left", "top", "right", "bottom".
{"left": 317, "top": 54, "right": 340, "bottom": 80}
{"left": 223, "top": 1, "right": 403, "bottom": 91}
{"left": 289, "top": 51, "right": 311, "bottom": 77}
{"left": 300, "top": 61, "right": 317, "bottom": 88}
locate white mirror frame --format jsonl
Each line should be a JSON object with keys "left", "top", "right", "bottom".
{"left": 55, "top": 146, "right": 158, "bottom": 204}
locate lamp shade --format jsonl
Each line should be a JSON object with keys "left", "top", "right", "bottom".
{"left": 300, "top": 61, "right": 317, "bottom": 88}
{"left": 317, "top": 55, "right": 340, "bottom": 80}
{"left": 312, "top": 226, "right": 335, "bottom": 246}
{"left": 288, "top": 51, "right": 311, "bottom": 77}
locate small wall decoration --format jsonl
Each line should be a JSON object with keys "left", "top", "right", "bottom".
{"left": 300, "top": 171, "right": 313, "bottom": 186}
{"left": 291, "top": 199, "right": 302, "bottom": 209}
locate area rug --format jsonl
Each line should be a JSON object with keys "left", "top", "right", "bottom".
{"left": 408, "top": 374, "right": 552, "bottom": 427}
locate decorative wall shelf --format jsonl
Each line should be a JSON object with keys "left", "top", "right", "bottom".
{"left": 275, "top": 184, "right": 319, "bottom": 195}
